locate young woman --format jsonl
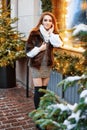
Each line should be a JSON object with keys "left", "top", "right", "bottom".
{"left": 26, "top": 12, "right": 63, "bottom": 109}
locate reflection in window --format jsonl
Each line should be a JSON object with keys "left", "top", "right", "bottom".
{"left": 66, "top": 0, "right": 87, "bottom": 28}
{"left": 71, "top": 0, "right": 87, "bottom": 27}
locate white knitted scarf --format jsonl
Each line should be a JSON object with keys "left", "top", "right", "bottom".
{"left": 39, "top": 24, "right": 50, "bottom": 43}
{"left": 39, "top": 24, "right": 63, "bottom": 47}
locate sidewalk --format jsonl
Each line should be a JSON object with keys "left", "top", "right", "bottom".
{"left": 0, "top": 83, "right": 37, "bottom": 130}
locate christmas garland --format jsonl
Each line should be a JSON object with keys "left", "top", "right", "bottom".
{"left": 53, "top": 50, "right": 85, "bottom": 76}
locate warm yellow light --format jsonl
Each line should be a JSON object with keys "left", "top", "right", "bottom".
{"left": 62, "top": 14, "right": 65, "bottom": 18}
{"left": 64, "top": 30, "right": 68, "bottom": 34}
{"left": 65, "top": 0, "right": 71, "bottom": 2}
{"left": 63, "top": 37, "right": 69, "bottom": 42}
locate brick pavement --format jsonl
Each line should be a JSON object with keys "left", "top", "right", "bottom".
{"left": 0, "top": 83, "right": 38, "bottom": 130}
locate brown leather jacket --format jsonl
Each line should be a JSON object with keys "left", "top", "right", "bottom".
{"left": 26, "top": 30, "right": 54, "bottom": 69}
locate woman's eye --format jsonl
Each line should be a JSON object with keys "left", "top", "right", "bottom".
{"left": 44, "top": 19, "right": 48, "bottom": 22}
{"left": 44, "top": 19, "right": 52, "bottom": 22}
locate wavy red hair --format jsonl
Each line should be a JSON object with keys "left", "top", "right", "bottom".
{"left": 31, "top": 12, "right": 59, "bottom": 34}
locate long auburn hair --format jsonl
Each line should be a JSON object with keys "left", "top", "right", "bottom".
{"left": 31, "top": 12, "right": 59, "bottom": 34}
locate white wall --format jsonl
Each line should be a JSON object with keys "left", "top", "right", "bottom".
{"left": 11, "top": 0, "right": 42, "bottom": 87}
{"left": 11, "top": 0, "right": 41, "bottom": 38}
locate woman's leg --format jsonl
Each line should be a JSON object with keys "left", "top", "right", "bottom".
{"left": 33, "top": 78, "right": 50, "bottom": 109}
{"left": 42, "top": 77, "right": 50, "bottom": 92}
{"left": 33, "top": 77, "right": 50, "bottom": 86}
{"left": 42, "top": 77, "right": 50, "bottom": 86}
{"left": 33, "top": 78, "right": 42, "bottom": 86}
{"left": 33, "top": 78, "right": 42, "bottom": 109}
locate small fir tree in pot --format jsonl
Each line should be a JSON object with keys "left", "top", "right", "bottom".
{"left": 0, "top": 7, "right": 25, "bottom": 88}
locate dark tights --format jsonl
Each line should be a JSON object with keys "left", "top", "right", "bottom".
{"left": 34, "top": 86, "right": 47, "bottom": 109}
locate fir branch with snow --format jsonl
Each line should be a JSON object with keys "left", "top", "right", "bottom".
{"left": 29, "top": 89, "right": 87, "bottom": 130}
{"left": 58, "top": 74, "right": 87, "bottom": 92}
{"left": 72, "top": 23, "right": 87, "bottom": 42}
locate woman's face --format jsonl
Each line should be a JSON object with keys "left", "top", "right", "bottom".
{"left": 42, "top": 15, "right": 53, "bottom": 30}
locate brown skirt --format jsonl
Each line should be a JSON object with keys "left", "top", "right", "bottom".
{"left": 30, "top": 66, "right": 52, "bottom": 78}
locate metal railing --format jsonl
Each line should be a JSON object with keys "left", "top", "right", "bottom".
{"left": 48, "top": 71, "right": 80, "bottom": 104}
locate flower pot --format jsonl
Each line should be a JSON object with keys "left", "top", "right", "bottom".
{"left": 0, "top": 64, "right": 16, "bottom": 88}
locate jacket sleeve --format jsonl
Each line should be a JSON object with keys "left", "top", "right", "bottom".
{"left": 49, "top": 33, "right": 63, "bottom": 47}
{"left": 26, "top": 33, "right": 40, "bottom": 58}
{"left": 26, "top": 33, "right": 34, "bottom": 53}
{"left": 26, "top": 47, "right": 40, "bottom": 58}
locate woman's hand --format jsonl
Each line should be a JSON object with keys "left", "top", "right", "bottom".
{"left": 48, "top": 24, "right": 54, "bottom": 34}
{"left": 39, "top": 42, "right": 46, "bottom": 51}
